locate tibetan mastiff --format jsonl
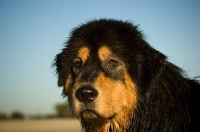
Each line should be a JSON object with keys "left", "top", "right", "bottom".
{"left": 53, "top": 19, "right": 200, "bottom": 132}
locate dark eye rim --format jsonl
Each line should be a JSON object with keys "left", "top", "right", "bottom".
{"left": 108, "top": 59, "right": 119, "bottom": 67}
{"left": 104, "top": 58, "right": 121, "bottom": 69}
{"left": 73, "top": 57, "right": 82, "bottom": 68}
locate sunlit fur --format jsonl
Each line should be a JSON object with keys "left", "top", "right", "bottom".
{"left": 78, "top": 47, "right": 90, "bottom": 64}
{"left": 53, "top": 19, "right": 200, "bottom": 132}
{"left": 70, "top": 71, "right": 137, "bottom": 131}
{"left": 98, "top": 46, "right": 112, "bottom": 61}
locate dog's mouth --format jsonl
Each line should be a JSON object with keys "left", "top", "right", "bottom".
{"left": 81, "top": 109, "right": 99, "bottom": 119}
{"left": 80, "top": 109, "right": 116, "bottom": 120}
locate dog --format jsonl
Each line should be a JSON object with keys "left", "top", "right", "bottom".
{"left": 53, "top": 19, "right": 200, "bottom": 132}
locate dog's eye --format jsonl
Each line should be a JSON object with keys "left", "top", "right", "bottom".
{"left": 107, "top": 59, "right": 119, "bottom": 67}
{"left": 73, "top": 57, "right": 82, "bottom": 68}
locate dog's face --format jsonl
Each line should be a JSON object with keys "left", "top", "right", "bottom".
{"left": 54, "top": 19, "right": 165, "bottom": 130}
{"left": 67, "top": 45, "right": 137, "bottom": 120}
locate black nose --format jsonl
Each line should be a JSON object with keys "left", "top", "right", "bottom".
{"left": 75, "top": 86, "right": 98, "bottom": 103}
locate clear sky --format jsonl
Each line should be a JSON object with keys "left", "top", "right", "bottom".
{"left": 0, "top": 0, "right": 200, "bottom": 116}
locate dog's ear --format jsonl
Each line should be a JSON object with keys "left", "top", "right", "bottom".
{"left": 143, "top": 45, "right": 166, "bottom": 78}
{"left": 53, "top": 53, "right": 70, "bottom": 87}
{"left": 135, "top": 42, "right": 167, "bottom": 93}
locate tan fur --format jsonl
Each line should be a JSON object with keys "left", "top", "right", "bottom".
{"left": 64, "top": 74, "right": 72, "bottom": 95}
{"left": 91, "top": 72, "right": 137, "bottom": 131}
{"left": 70, "top": 71, "right": 138, "bottom": 131}
{"left": 78, "top": 47, "right": 90, "bottom": 64}
{"left": 98, "top": 46, "right": 112, "bottom": 61}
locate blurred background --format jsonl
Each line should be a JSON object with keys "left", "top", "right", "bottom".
{"left": 0, "top": 0, "right": 200, "bottom": 131}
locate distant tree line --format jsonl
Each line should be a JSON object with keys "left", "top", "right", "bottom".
{"left": 0, "top": 103, "right": 75, "bottom": 120}
{"left": 0, "top": 111, "right": 24, "bottom": 120}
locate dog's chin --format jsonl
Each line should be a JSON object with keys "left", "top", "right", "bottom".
{"left": 80, "top": 109, "right": 100, "bottom": 119}
{"left": 80, "top": 109, "right": 116, "bottom": 121}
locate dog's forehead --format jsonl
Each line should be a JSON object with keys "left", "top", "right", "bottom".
{"left": 77, "top": 45, "right": 114, "bottom": 62}
{"left": 78, "top": 47, "right": 90, "bottom": 63}
{"left": 98, "top": 46, "right": 112, "bottom": 61}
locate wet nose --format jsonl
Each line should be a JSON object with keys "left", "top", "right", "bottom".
{"left": 75, "top": 86, "right": 98, "bottom": 103}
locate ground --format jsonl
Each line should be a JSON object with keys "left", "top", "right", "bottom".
{"left": 0, "top": 119, "right": 81, "bottom": 132}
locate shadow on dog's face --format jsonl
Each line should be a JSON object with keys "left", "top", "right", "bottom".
{"left": 54, "top": 19, "right": 165, "bottom": 130}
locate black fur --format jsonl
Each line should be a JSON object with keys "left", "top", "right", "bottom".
{"left": 53, "top": 19, "right": 200, "bottom": 131}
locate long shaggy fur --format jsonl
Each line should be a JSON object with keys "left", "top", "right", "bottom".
{"left": 53, "top": 19, "right": 200, "bottom": 132}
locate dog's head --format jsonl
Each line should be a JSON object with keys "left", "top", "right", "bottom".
{"left": 53, "top": 19, "right": 166, "bottom": 131}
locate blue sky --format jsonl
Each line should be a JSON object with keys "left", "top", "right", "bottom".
{"left": 0, "top": 0, "right": 200, "bottom": 116}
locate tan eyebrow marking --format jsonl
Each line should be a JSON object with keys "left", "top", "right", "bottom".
{"left": 98, "top": 46, "right": 112, "bottom": 61}
{"left": 78, "top": 47, "right": 90, "bottom": 63}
